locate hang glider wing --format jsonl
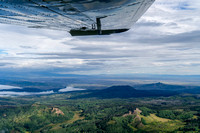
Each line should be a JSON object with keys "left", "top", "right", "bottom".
{"left": 0, "top": 0, "right": 155, "bottom": 36}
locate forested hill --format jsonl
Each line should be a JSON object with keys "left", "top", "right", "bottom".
{"left": 134, "top": 82, "right": 200, "bottom": 94}
{"left": 72, "top": 85, "right": 178, "bottom": 99}
{"left": 134, "top": 82, "right": 189, "bottom": 90}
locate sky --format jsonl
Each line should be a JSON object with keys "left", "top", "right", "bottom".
{"left": 0, "top": 0, "right": 200, "bottom": 76}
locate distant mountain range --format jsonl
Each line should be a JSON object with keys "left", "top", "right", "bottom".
{"left": 134, "top": 82, "right": 200, "bottom": 94}
{"left": 72, "top": 85, "right": 178, "bottom": 99}
{"left": 134, "top": 82, "right": 188, "bottom": 90}
{"left": 1, "top": 81, "right": 200, "bottom": 98}
{"left": 71, "top": 83, "right": 200, "bottom": 99}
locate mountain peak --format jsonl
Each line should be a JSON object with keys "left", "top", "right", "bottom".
{"left": 105, "top": 85, "right": 136, "bottom": 91}
{"left": 154, "top": 82, "right": 165, "bottom": 86}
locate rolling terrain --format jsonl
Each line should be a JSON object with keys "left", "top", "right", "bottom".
{"left": 0, "top": 84, "right": 200, "bottom": 132}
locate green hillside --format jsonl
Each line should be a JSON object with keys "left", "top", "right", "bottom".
{"left": 0, "top": 90, "right": 200, "bottom": 132}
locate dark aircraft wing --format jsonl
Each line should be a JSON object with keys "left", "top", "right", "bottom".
{"left": 0, "top": 0, "right": 155, "bottom": 36}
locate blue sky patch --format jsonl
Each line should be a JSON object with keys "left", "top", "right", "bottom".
{"left": 0, "top": 49, "right": 8, "bottom": 55}
{"left": 176, "top": 3, "right": 195, "bottom": 10}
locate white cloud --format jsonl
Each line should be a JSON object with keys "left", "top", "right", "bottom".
{"left": 0, "top": 85, "right": 22, "bottom": 90}
{"left": 59, "top": 86, "right": 85, "bottom": 92}
{"left": 0, "top": 90, "right": 54, "bottom": 97}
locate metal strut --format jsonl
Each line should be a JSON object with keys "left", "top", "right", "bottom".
{"left": 96, "top": 17, "right": 101, "bottom": 35}
{"left": 96, "top": 16, "right": 107, "bottom": 35}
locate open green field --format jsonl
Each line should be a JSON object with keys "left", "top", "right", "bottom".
{"left": 140, "top": 114, "right": 185, "bottom": 132}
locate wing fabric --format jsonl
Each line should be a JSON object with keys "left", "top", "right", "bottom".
{"left": 0, "top": 0, "right": 155, "bottom": 35}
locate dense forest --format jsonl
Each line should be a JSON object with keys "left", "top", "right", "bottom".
{"left": 0, "top": 88, "right": 200, "bottom": 133}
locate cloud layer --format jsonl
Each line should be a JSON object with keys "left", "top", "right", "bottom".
{"left": 0, "top": 90, "right": 54, "bottom": 97}
{"left": 0, "top": 85, "right": 22, "bottom": 90}
{"left": 59, "top": 86, "right": 85, "bottom": 92}
{"left": 0, "top": 0, "right": 200, "bottom": 75}
{"left": 0, "top": 85, "right": 84, "bottom": 97}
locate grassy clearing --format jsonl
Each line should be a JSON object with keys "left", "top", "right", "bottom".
{"left": 139, "top": 114, "right": 185, "bottom": 132}
{"left": 35, "top": 111, "right": 84, "bottom": 132}
{"left": 107, "top": 120, "right": 116, "bottom": 125}
{"left": 141, "top": 114, "right": 170, "bottom": 123}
